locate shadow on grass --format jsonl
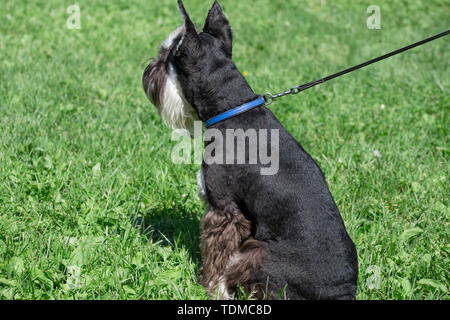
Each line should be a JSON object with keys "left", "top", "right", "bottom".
{"left": 133, "top": 208, "right": 202, "bottom": 263}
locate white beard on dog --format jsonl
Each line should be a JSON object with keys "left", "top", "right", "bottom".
{"left": 159, "top": 27, "right": 198, "bottom": 136}
{"left": 160, "top": 64, "right": 198, "bottom": 135}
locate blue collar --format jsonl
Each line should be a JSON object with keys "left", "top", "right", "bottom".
{"left": 205, "top": 96, "right": 266, "bottom": 127}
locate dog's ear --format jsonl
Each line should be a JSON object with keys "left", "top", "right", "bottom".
{"left": 203, "top": 0, "right": 232, "bottom": 57}
{"left": 175, "top": 1, "right": 201, "bottom": 58}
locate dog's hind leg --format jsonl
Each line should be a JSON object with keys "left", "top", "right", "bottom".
{"left": 224, "top": 238, "right": 269, "bottom": 299}
{"left": 199, "top": 207, "right": 252, "bottom": 299}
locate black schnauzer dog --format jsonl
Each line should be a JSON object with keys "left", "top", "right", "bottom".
{"left": 143, "top": 0, "right": 358, "bottom": 299}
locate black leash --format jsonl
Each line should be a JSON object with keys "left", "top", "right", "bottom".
{"left": 206, "top": 30, "right": 448, "bottom": 127}
{"left": 263, "top": 29, "right": 449, "bottom": 105}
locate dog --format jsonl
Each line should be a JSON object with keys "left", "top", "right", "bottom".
{"left": 143, "top": 0, "right": 358, "bottom": 299}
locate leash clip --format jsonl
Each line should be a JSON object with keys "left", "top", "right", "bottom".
{"left": 262, "top": 92, "right": 273, "bottom": 107}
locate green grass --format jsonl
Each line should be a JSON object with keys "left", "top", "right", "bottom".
{"left": 0, "top": 0, "right": 448, "bottom": 299}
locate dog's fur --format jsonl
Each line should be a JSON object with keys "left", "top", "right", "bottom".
{"left": 143, "top": 0, "right": 358, "bottom": 299}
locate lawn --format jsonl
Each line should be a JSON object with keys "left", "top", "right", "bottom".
{"left": 0, "top": 0, "right": 448, "bottom": 299}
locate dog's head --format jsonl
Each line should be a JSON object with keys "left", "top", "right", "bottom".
{"left": 143, "top": 0, "right": 254, "bottom": 133}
